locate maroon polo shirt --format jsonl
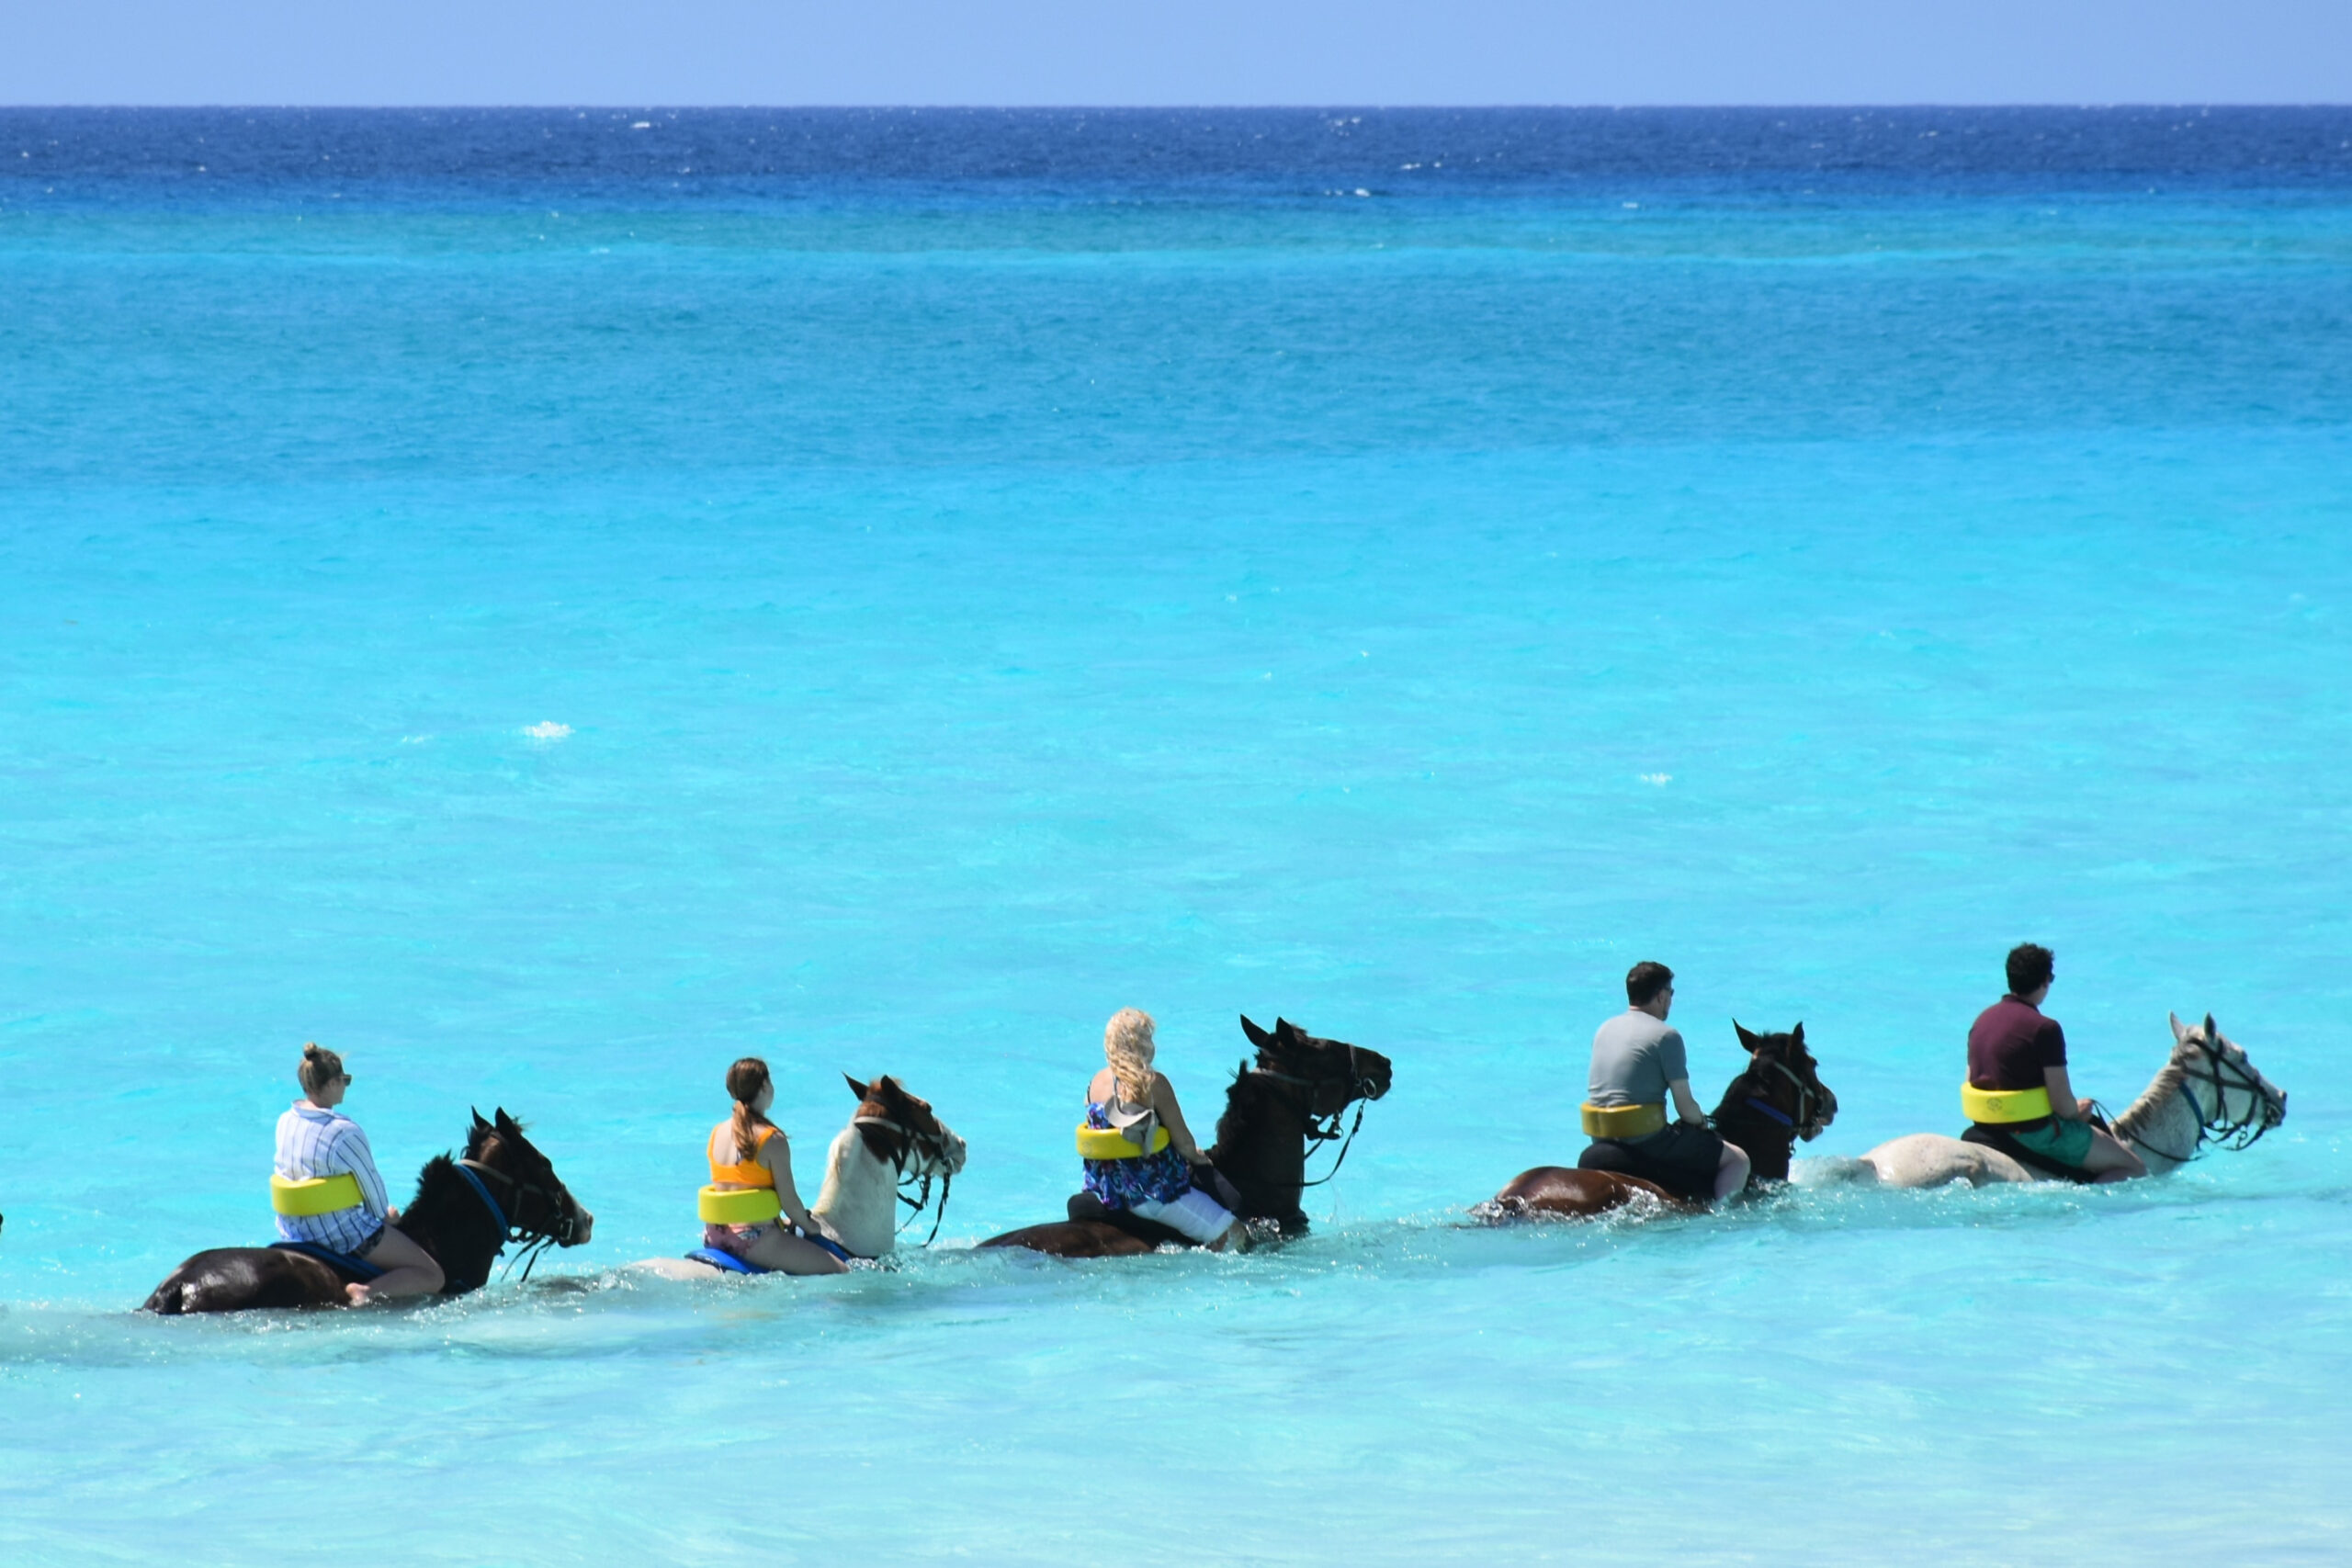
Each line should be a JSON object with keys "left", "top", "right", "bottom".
{"left": 1967, "top": 995, "right": 2066, "bottom": 1129}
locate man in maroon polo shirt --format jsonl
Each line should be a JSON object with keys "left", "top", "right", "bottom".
{"left": 1966, "top": 943, "right": 2146, "bottom": 1182}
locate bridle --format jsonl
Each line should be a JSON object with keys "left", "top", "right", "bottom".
{"left": 1252, "top": 1040, "right": 1383, "bottom": 1190}
{"left": 2134, "top": 1041, "right": 2281, "bottom": 1165}
{"left": 1732, "top": 1052, "right": 1830, "bottom": 1141}
{"left": 454, "top": 1148, "right": 581, "bottom": 1285}
{"left": 853, "top": 1111, "right": 958, "bottom": 1247}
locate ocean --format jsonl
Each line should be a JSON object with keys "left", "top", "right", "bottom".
{"left": 2, "top": 107, "right": 2348, "bottom": 1563}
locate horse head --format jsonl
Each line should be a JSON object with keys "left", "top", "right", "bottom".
{"left": 1238, "top": 1014, "right": 1393, "bottom": 1116}
{"left": 1730, "top": 1021, "right": 1837, "bottom": 1142}
{"left": 464, "top": 1107, "right": 594, "bottom": 1252}
{"left": 2167, "top": 1012, "right": 2287, "bottom": 1149}
{"left": 843, "top": 1073, "right": 969, "bottom": 1179}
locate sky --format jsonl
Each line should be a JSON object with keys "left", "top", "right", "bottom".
{"left": 2, "top": 0, "right": 2347, "bottom": 106}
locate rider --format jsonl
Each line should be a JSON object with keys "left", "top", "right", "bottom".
{"left": 1965, "top": 944, "right": 2146, "bottom": 1183}
{"left": 702, "top": 1056, "right": 848, "bottom": 1274}
{"left": 1081, "top": 1008, "right": 1242, "bottom": 1249}
{"left": 274, "top": 1043, "right": 446, "bottom": 1306}
{"left": 1577, "top": 962, "right": 1751, "bottom": 1202}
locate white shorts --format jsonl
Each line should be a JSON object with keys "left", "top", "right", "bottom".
{"left": 1127, "top": 1186, "right": 1237, "bottom": 1245}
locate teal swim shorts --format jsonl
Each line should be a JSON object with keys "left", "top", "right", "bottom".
{"left": 2008, "top": 1115, "right": 2095, "bottom": 1168}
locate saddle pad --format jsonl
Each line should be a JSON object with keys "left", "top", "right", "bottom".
{"left": 268, "top": 1238, "right": 388, "bottom": 1282}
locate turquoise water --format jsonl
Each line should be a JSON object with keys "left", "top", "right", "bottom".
{"left": 4, "top": 110, "right": 2350, "bottom": 1563}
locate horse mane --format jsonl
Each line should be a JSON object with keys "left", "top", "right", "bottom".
{"left": 2111, "top": 1054, "right": 2188, "bottom": 1145}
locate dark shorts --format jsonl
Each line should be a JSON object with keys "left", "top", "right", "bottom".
{"left": 350, "top": 1224, "right": 388, "bottom": 1259}
{"left": 1578, "top": 1122, "right": 1725, "bottom": 1203}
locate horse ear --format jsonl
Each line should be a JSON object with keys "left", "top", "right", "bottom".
{"left": 2202, "top": 1013, "right": 2219, "bottom": 1044}
{"left": 2169, "top": 1012, "right": 2190, "bottom": 1044}
{"left": 471, "top": 1108, "right": 490, "bottom": 1132}
{"left": 493, "top": 1108, "right": 515, "bottom": 1130}
{"left": 1734, "top": 1021, "right": 1759, "bottom": 1051}
{"left": 1790, "top": 1021, "right": 1804, "bottom": 1046}
{"left": 1272, "top": 1018, "right": 1300, "bottom": 1044}
{"left": 1239, "top": 1015, "right": 1273, "bottom": 1049}
{"left": 844, "top": 1072, "right": 871, "bottom": 1100}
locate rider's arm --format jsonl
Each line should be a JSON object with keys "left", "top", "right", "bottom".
{"left": 760, "top": 1133, "right": 820, "bottom": 1233}
{"left": 2042, "top": 1064, "right": 2090, "bottom": 1122}
{"left": 1668, "top": 1078, "right": 1708, "bottom": 1126}
{"left": 1150, "top": 1074, "right": 1209, "bottom": 1163}
{"left": 337, "top": 1123, "right": 392, "bottom": 1219}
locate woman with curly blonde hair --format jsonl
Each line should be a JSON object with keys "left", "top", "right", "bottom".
{"left": 1080, "top": 1008, "right": 1240, "bottom": 1249}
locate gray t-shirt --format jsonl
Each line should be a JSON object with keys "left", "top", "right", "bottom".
{"left": 1588, "top": 1010, "right": 1688, "bottom": 1114}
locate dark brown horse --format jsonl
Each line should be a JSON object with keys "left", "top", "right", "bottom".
{"left": 143, "top": 1109, "right": 593, "bottom": 1314}
{"left": 979, "top": 1015, "right": 1394, "bottom": 1258}
{"left": 1486, "top": 1022, "right": 1836, "bottom": 1221}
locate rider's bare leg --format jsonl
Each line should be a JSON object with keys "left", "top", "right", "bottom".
{"left": 739, "top": 1225, "right": 850, "bottom": 1275}
{"left": 1713, "top": 1140, "right": 1753, "bottom": 1202}
{"left": 345, "top": 1225, "right": 446, "bottom": 1306}
{"left": 2080, "top": 1127, "right": 2148, "bottom": 1183}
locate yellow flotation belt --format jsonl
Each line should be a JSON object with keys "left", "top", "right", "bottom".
{"left": 698, "top": 1185, "right": 784, "bottom": 1225}
{"left": 1580, "top": 1101, "right": 1668, "bottom": 1140}
{"left": 1962, "top": 1081, "right": 2053, "bottom": 1124}
{"left": 1075, "top": 1123, "right": 1172, "bottom": 1160}
{"left": 270, "top": 1171, "right": 364, "bottom": 1217}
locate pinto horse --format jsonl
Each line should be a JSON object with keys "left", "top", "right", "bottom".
{"left": 980, "top": 1015, "right": 1394, "bottom": 1258}
{"left": 1486, "top": 1022, "right": 1837, "bottom": 1221}
{"left": 144, "top": 1109, "right": 593, "bottom": 1314}
{"left": 634, "top": 1073, "right": 967, "bottom": 1278}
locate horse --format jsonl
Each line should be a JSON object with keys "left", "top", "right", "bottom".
{"left": 1850, "top": 1012, "right": 2286, "bottom": 1188}
{"left": 978, "top": 1015, "right": 1394, "bottom": 1258}
{"left": 1484, "top": 1021, "right": 1838, "bottom": 1221}
{"left": 143, "top": 1109, "right": 592, "bottom": 1314}
{"left": 633, "top": 1073, "right": 967, "bottom": 1279}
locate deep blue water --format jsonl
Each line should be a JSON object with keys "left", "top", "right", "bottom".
{"left": 3, "top": 109, "right": 2349, "bottom": 1565}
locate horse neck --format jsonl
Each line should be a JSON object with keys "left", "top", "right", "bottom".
{"left": 399, "top": 1156, "right": 504, "bottom": 1292}
{"left": 1711, "top": 1068, "right": 1795, "bottom": 1179}
{"left": 2112, "top": 1050, "right": 2206, "bottom": 1174}
{"left": 1208, "top": 1077, "right": 1308, "bottom": 1225}
{"left": 810, "top": 1123, "right": 896, "bottom": 1256}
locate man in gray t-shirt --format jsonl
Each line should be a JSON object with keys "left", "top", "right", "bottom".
{"left": 1578, "top": 961, "right": 1752, "bottom": 1202}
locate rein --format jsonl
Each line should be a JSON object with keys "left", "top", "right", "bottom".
{"left": 1252, "top": 1041, "right": 1379, "bottom": 1190}
{"left": 2132, "top": 1046, "right": 2278, "bottom": 1166}
{"left": 457, "top": 1154, "right": 579, "bottom": 1284}
{"left": 853, "top": 1113, "right": 955, "bottom": 1247}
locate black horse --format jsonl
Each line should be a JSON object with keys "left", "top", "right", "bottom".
{"left": 1708, "top": 1021, "right": 1838, "bottom": 1183}
{"left": 1488, "top": 1021, "right": 1836, "bottom": 1219}
{"left": 980, "top": 1016, "right": 1394, "bottom": 1258}
{"left": 144, "top": 1109, "right": 592, "bottom": 1314}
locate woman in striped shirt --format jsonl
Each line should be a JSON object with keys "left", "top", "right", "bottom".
{"left": 275, "top": 1043, "right": 447, "bottom": 1306}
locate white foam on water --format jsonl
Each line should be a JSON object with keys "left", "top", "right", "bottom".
{"left": 523, "top": 721, "right": 572, "bottom": 741}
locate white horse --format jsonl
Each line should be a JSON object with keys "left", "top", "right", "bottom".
{"left": 1845, "top": 1013, "right": 2286, "bottom": 1188}
{"left": 634, "top": 1074, "right": 967, "bottom": 1280}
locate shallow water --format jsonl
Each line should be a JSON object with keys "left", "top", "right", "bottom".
{"left": 3, "top": 109, "right": 2349, "bottom": 1564}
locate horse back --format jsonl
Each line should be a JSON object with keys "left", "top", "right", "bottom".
{"left": 1489, "top": 1166, "right": 1679, "bottom": 1220}
{"left": 144, "top": 1247, "right": 348, "bottom": 1314}
{"left": 977, "top": 1221, "right": 1160, "bottom": 1258}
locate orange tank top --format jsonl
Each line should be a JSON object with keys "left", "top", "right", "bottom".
{"left": 707, "top": 1122, "right": 780, "bottom": 1187}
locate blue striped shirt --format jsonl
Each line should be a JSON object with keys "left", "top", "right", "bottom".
{"left": 274, "top": 1103, "right": 391, "bottom": 1252}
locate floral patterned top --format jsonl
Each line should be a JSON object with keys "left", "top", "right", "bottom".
{"left": 1080, "top": 1100, "right": 1193, "bottom": 1209}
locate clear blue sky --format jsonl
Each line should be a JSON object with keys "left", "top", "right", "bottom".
{"left": 5, "top": 0, "right": 2346, "bottom": 106}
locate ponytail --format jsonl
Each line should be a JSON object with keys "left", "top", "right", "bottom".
{"left": 725, "top": 1056, "right": 775, "bottom": 1163}
{"left": 298, "top": 1043, "right": 345, "bottom": 1100}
